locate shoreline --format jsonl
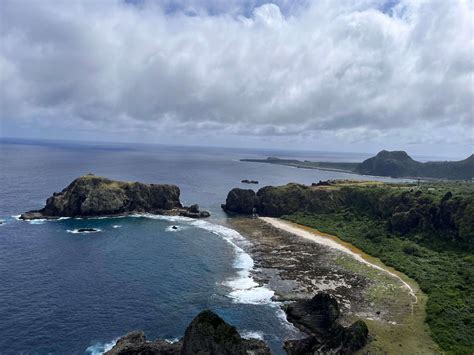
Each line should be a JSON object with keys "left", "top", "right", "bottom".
{"left": 259, "top": 217, "right": 418, "bottom": 306}
{"left": 226, "top": 216, "right": 439, "bottom": 354}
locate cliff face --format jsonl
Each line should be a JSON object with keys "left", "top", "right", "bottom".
{"left": 222, "top": 184, "right": 344, "bottom": 217}
{"left": 105, "top": 310, "right": 270, "bottom": 355}
{"left": 20, "top": 175, "right": 210, "bottom": 219}
{"left": 222, "top": 183, "right": 473, "bottom": 246}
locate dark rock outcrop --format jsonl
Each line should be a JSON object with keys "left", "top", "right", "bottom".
{"left": 283, "top": 293, "right": 369, "bottom": 354}
{"left": 105, "top": 330, "right": 181, "bottom": 355}
{"left": 20, "top": 175, "right": 210, "bottom": 220}
{"left": 77, "top": 228, "right": 100, "bottom": 233}
{"left": 242, "top": 179, "right": 259, "bottom": 184}
{"left": 105, "top": 310, "right": 270, "bottom": 355}
{"left": 222, "top": 183, "right": 343, "bottom": 217}
{"left": 180, "top": 310, "right": 270, "bottom": 355}
{"left": 221, "top": 188, "right": 258, "bottom": 214}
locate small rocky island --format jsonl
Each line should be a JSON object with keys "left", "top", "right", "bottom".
{"left": 20, "top": 174, "right": 210, "bottom": 220}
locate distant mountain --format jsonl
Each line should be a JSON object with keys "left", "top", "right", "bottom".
{"left": 356, "top": 150, "right": 474, "bottom": 179}
{"left": 241, "top": 150, "right": 474, "bottom": 180}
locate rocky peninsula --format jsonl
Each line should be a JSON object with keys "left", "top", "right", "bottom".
{"left": 20, "top": 174, "right": 210, "bottom": 220}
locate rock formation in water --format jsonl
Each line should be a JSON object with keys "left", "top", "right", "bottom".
{"left": 105, "top": 310, "right": 270, "bottom": 355}
{"left": 20, "top": 174, "right": 210, "bottom": 220}
{"left": 284, "top": 293, "right": 368, "bottom": 354}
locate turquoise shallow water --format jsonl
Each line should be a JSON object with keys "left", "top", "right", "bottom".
{"left": 0, "top": 140, "right": 407, "bottom": 354}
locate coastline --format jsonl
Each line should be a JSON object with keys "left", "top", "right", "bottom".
{"left": 259, "top": 217, "right": 418, "bottom": 305}
{"left": 226, "top": 216, "right": 440, "bottom": 354}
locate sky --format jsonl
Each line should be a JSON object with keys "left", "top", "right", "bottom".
{"left": 0, "top": 0, "right": 473, "bottom": 158}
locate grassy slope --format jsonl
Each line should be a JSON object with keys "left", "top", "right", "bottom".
{"left": 283, "top": 210, "right": 473, "bottom": 354}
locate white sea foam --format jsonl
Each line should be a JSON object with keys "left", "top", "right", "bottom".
{"left": 112, "top": 225, "right": 121, "bottom": 229}
{"left": 165, "top": 225, "right": 184, "bottom": 232}
{"left": 188, "top": 219, "right": 275, "bottom": 305}
{"left": 274, "top": 306, "right": 300, "bottom": 332}
{"left": 28, "top": 219, "right": 47, "bottom": 224}
{"left": 164, "top": 337, "right": 180, "bottom": 343}
{"left": 85, "top": 338, "right": 118, "bottom": 355}
{"left": 12, "top": 215, "right": 21, "bottom": 220}
{"left": 132, "top": 214, "right": 275, "bottom": 305}
{"left": 67, "top": 228, "right": 102, "bottom": 234}
{"left": 241, "top": 330, "right": 265, "bottom": 340}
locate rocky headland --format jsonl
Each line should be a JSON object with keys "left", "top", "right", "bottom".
{"left": 20, "top": 174, "right": 210, "bottom": 220}
{"left": 105, "top": 310, "right": 270, "bottom": 355}
{"left": 222, "top": 180, "right": 473, "bottom": 242}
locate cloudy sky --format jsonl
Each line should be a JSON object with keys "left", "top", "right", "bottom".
{"left": 0, "top": 0, "right": 473, "bottom": 158}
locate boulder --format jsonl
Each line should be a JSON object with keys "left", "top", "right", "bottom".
{"left": 104, "top": 330, "right": 180, "bottom": 355}
{"left": 284, "top": 293, "right": 368, "bottom": 354}
{"left": 181, "top": 310, "right": 270, "bottom": 355}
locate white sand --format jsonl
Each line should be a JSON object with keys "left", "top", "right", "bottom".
{"left": 259, "top": 217, "right": 418, "bottom": 304}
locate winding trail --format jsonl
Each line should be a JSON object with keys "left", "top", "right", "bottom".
{"left": 259, "top": 217, "right": 418, "bottom": 305}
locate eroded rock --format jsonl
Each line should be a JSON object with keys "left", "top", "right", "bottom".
{"left": 105, "top": 310, "right": 270, "bottom": 355}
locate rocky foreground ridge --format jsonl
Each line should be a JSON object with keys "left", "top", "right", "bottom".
{"left": 20, "top": 174, "right": 210, "bottom": 220}
{"left": 284, "top": 294, "right": 368, "bottom": 354}
{"left": 105, "top": 310, "right": 270, "bottom": 355}
{"left": 106, "top": 294, "right": 368, "bottom": 354}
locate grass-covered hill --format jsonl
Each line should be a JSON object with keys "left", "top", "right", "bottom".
{"left": 356, "top": 150, "right": 474, "bottom": 179}
{"left": 241, "top": 150, "right": 474, "bottom": 180}
{"left": 222, "top": 181, "right": 474, "bottom": 353}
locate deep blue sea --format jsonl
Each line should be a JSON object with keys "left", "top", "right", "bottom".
{"left": 0, "top": 139, "right": 410, "bottom": 354}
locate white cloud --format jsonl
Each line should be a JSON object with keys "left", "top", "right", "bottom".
{"left": 0, "top": 0, "right": 472, "bottom": 156}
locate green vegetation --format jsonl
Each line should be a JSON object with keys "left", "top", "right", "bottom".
{"left": 283, "top": 183, "right": 474, "bottom": 354}
{"left": 241, "top": 150, "right": 474, "bottom": 180}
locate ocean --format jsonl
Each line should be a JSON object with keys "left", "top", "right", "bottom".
{"left": 0, "top": 139, "right": 408, "bottom": 354}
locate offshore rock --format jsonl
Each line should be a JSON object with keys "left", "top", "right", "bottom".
{"left": 105, "top": 310, "right": 270, "bottom": 355}
{"left": 20, "top": 175, "right": 210, "bottom": 220}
